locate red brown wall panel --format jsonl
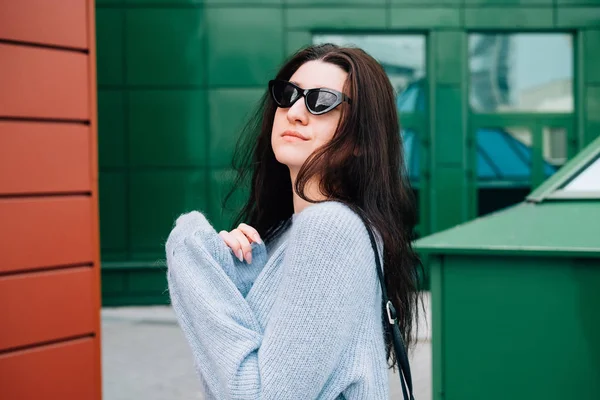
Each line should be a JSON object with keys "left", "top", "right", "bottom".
{"left": 0, "top": 121, "right": 91, "bottom": 195}
{"left": 0, "top": 1, "right": 102, "bottom": 398}
{"left": 0, "top": 338, "right": 97, "bottom": 399}
{"left": 0, "top": 197, "right": 94, "bottom": 274}
{"left": 0, "top": 267, "right": 96, "bottom": 351}
{"left": 0, "top": 0, "right": 88, "bottom": 49}
{"left": 0, "top": 44, "right": 89, "bottom": 120}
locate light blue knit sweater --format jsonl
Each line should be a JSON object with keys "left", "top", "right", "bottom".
{"left": 166, "top": 201, "right": 388, "bottom": 399}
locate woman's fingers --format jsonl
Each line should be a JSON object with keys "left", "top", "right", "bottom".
{"left": 230, "top": 229, "right": 253, "bottom": 264}
{"left": 218, "top": 230, "right": 245, "bottom": 262}
{"left": 218, "top": 224, "right": 262, "bottom": 264}
{"left": 237, "top": 223, "right": 262, "bottom": 244}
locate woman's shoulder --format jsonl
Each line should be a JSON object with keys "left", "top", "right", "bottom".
{"left": 296, "top": 200, "right": 360, "bottom": 222}
{"left": 292, "top": 201, "right": 369, "bottom": 241}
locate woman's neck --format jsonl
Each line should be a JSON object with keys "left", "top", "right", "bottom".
{"left": 289, "top": 169, "right": 326, "bottom": 215}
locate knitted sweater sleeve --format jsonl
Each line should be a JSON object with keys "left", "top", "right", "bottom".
{"left": 166, "top": 202, "right": 379, "bottom": 399}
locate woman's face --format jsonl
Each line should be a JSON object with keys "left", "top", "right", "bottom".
{"left": 271, "top": 60, "right": 348, "bottom": 172}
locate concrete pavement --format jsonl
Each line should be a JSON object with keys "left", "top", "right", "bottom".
{"left": 101, "top": 294, "right": 431, "bottom": 400}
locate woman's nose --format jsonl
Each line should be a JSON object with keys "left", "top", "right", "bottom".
{"left": 286, "top": 97, "right": 309, "bottom": 125}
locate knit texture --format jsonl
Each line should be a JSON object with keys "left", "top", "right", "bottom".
{"left": 166, "top": 201, "right": 388, "bottom": 399}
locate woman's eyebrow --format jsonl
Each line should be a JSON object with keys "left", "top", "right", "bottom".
{"left": 290, "top": 80, "right": 302, "bottom": 87}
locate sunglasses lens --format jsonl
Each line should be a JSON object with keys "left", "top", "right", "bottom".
{"left": 272, "top": 81, "right": 299, "bottom": 107}
{"left": 306, "top": 90, "right": 338, "bottom": 114}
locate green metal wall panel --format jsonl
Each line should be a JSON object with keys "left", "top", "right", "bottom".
{"left": 209, "top": 168, "right": 249, "bottom": 231}
{"left": 392, "top": 0, "right": 461, "bottom": 4}
{"left": 98, "top": 90, "right": 126, "bottom": 168}
{"left": 205, "top": 0, "right": 282, "bottom": 4}
{"left": 207, "top": 8, "right": 284, "bottom": 86}
{"left": 434, "top": 86, "right": 466, "bottom": 165}
{"left": 96, "top": 0, "right": 600, "bottom": 305}
{"left": 286, "top": 31, "right": 313, "bottom": 56}
{"left": 96, "top": 9, "right": 124, "bottom": 86}
{"left": 126, "top": 9, "right": 206, "bottom": 86}
{"left": 557, "top": 7, "right": 600, "bottom": 28}
{"left": 208, "top": 88, "right": 264, "bottom": 168}
{"left": 464, "top": 7, "right": 554, "bottom": 29}
{"left": 584, "top": 30, "right": 600, "bottom": 84}
{"left": 466, "top": 0, "right": 552, "bottom": 4}
{"left": 431, "top": 167, "right": 469, "bottom": 231}
{"left": 433, "top": 31, "right": 463, "bottom": 85}
{"left": 285, "top": 7, "right": 387, "bottom": 29}
{"left": 99, "top": 173, "right": 128, "bottom": 255}
{"left": 129, "top": 171, "right": 209, "bottom": 257}
{"left": 390, "top": 8, "right": 460, "bottom": 29}
{"left": 586, "top": 85, "right": 600, "bottom": 144}
{"left": 288, "top": 0, "right": 385, "bottom": 4}
{"left": 127, "top": 0, "right": 203, "bottom": 4}
{"left": 439, "top": 255, "right": 600, "bottom": 399}
{"left": 128, "top": 90, "right": 208, "bottom": 167}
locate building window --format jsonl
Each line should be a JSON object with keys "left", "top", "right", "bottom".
{"left": 469, "top": 33, "right": 573, "bottom": 113}
{"left": 312, "top": 34, "right": 426, "bottom": 113}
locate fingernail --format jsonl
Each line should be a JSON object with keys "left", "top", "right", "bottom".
{"left": 254, "top": 234, "right": 262, "bottom": 244}
{"left": 237, "top": 250, "right": 244, "bottom": 262}
{"left": 245, "top": 252, "right": 252, "bottom": 264}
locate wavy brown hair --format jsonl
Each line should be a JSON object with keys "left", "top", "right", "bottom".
{"left": 225, "top": 43, "right": 423, "bottom": 365}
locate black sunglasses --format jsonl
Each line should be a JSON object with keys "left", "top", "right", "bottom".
{"left": 268, "top": 79, "right": 352, "bottom": 115}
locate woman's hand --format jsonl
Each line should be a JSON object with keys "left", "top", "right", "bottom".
{"left": 219, "top": 223, "right": 262, "bottom": 264}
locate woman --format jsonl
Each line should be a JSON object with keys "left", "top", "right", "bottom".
{"left": 166, "top": 43, "right": 422, "bottom": 399}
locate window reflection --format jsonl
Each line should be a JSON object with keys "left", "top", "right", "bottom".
{"left": 469, "top": 33, "right": 573, "bottom": 113}
{"left": 543, "top": 127, "right": 568, "bottom": 167}
{"left": 312, "top": 34, "right": 426, "bottom": 111}
{"left": 563, "top": 157, "right": 600, "bottom": 192}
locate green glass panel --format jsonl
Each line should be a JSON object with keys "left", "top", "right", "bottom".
{"left": 128, "top": 90, "right": 207, "bottom": 167}
{"left": 96, "top": 8, "right": 123, "bottom": 86}
{"left": 465, "top": 7, "right": 553, "bottom": 29}
{"left": 129, "top": 170, "right": 209, "bottom": 252}
{"left": 98, "top": 90, "right": 126, "bottom": 168}
{"left": 390, "top": 7, "right": 460, "bottom": 29}
{"left": 208, "top": 88, "right": 264, "bottom": 168}
{"left": 557, "top": 7, "right": 600, "bottom": 28}
{"left": 207, "top": 8, "right": 284, "bottom": 86}
{"left": 209, "top": 169, "right": 249, "bottom": 232}
{"left": 126, "top": 8, "right": 205, "bottom": 86}
{"left": 468, "top": 33, "right": 573, "bottom": 113}
{"left": 285, "top": 7, "right": 386, "bottom": 30}
{"left": 313, "top": 34, "right": 426, "bottom": 103}
{"left": 585, "top": 30, "right": 600, "bottom": 84}
{"left": 442, "top": 256, "right": 600, "bottom": 399}
{"left": 99, "top": 172, "right": 127, "bottom": 253}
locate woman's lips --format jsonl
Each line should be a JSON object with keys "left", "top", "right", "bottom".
{"left": 282, "top": 130, "right": 309, "bottom": 141}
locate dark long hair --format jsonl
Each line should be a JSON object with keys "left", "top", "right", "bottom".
{"left": 225, "top": 43, "right": 423, "bottom": 365}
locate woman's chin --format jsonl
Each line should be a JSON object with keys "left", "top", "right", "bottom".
{"left": 274, "top": 150, "right": 307, "bottom": 170}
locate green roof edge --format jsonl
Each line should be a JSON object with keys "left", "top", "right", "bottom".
{"left": 527, "top": 135, "right": 600, "bottom": 202}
